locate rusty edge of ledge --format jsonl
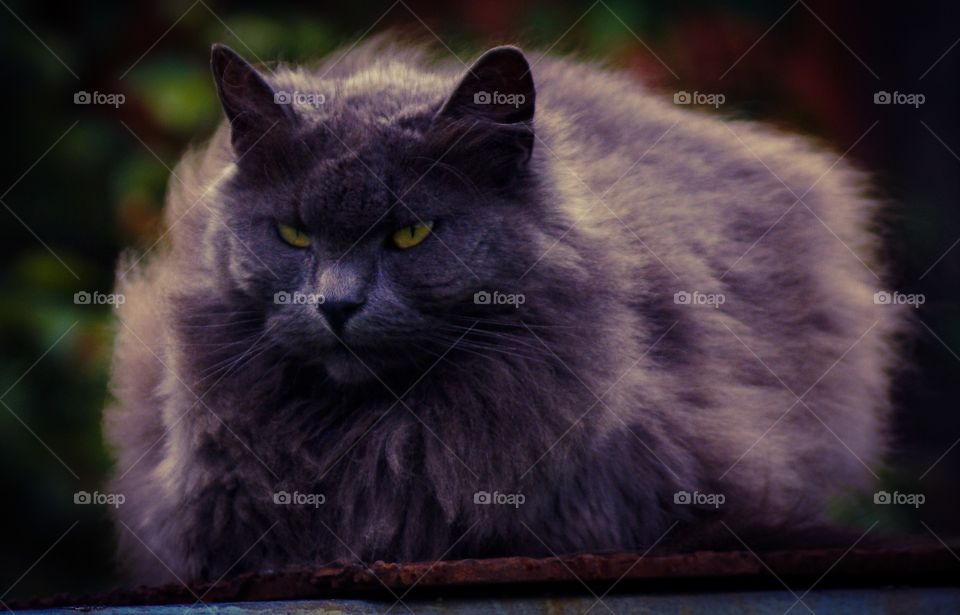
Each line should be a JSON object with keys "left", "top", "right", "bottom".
{"left": 14, "top": 543, "right": 960, "bottom": 610}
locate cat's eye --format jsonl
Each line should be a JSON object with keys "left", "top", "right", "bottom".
{"left": 277, "top": 222, "right": 311, "bottom": 248}
{"left": 392, "top": 220, "right": 434, "bottom": 249}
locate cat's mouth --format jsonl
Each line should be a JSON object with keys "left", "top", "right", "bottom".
{"left": 319, "top": 336, "right": 431, "bottom": 386}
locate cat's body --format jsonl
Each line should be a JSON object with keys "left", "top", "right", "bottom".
{"left": 106, "top": 41, "right": 902, "bottom": 583}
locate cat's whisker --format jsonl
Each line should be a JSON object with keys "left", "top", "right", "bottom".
{"left": 433, "top": 325, "right": 549, "bottom": 354}
{"left": 431, "top": 340, "right": 552, "bottom": 368}
{"left": 179, "top": 339, "right": 264, "bottom": 348}
{"left": 424, "top": 334, "right": 554, "bottom": 366}
{"left": 195, "top": 335, "right": 271, "bottom": 381}
{"left": 438, "top": 321, "right": 568, "bottom": 343}
{"left": 178, "top": 318, "right": 265, "bottom": 329}
{"left": 438, "top": 329, "right": 549, "bottom": 356}
{"left": 444, "top": 315, "right": 582, "bottom": 330}
{"left": 176, "top": 327, "right": 265, "bottom": 345}
{"left": 179, "top": 309, "right": 263, "bottom": 319}
{"left": 200, "top": 343, "right": 274, "bottom": 385}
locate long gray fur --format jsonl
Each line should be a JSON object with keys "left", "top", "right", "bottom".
{"left": 105, "top": 39, "right": 904, "bottom": 583}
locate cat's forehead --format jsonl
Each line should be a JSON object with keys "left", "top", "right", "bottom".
{"left": 265, "top": 68, "right": 449, "bottom": 234}
{"left": 294, "top": 140, "right": 427, "bottom": 238}
{"left": 300, "top": 155, "right": 390, "bottom": 217}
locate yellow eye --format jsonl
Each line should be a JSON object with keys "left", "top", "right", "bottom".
{"left": 392, "top": 220, "right": 434, "bottom": 249}
{"left": 277, "top": 222, "right": 311, "bottom": 248}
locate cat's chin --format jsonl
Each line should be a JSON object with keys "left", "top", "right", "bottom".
{"left": 321, "top": 352, "right": 378, "bottom": 385}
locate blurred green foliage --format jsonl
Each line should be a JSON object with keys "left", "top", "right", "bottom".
{"left": 1, "top": 0, "right": 957, "bottom": 601}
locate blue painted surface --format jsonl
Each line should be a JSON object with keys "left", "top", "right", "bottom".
{"left": 19, "top": 587, "right": 960, "bottom": 614}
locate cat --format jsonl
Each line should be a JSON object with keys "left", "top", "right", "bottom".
{"left": 105, "top": 39, "right": 904, "bottom": 584}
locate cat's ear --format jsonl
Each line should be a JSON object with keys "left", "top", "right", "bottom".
{"left": 431, "top": 46, "right": 536, "bottom": 184}
{"left": 210, "top": 44, "right": 294, "bottom": 156}
{"left": 437, "top": 46, "right": 536, "bottom": 126}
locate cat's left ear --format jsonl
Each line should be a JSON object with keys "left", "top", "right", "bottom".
{"left": 433, "top": 46, "right": 536, "bottom": 178}
{"left": 211, "top": 44, "right": 295, "bottom": 156}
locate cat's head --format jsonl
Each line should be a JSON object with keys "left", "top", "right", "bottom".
{"left": 199, "top": 44, "right": 573, "bottom": 385}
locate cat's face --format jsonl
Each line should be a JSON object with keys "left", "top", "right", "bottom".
{"left": 208, "top": 45, "right": 541, "bottom": 384}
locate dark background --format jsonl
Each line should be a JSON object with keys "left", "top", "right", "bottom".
{"left": 1, "top": 0, "right": 957, "bottom": 601}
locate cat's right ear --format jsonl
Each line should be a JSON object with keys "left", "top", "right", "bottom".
{"left": 429, "top": 46, "right": 537, "bottom": 188}
{"left": 210, "top": 44, "right": 294, "bottom": 156}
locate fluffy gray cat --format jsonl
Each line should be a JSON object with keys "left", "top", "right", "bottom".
{"left": 106, "top": 40, "right": 903, "bottom": 584}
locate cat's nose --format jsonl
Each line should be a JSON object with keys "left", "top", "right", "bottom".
{"left": 318, "top": 298, "right": 365, "bottom": 332}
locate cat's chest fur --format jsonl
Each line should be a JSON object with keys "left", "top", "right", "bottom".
{"left": 162, "top": 358, "right": 606, "bottom": 566}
